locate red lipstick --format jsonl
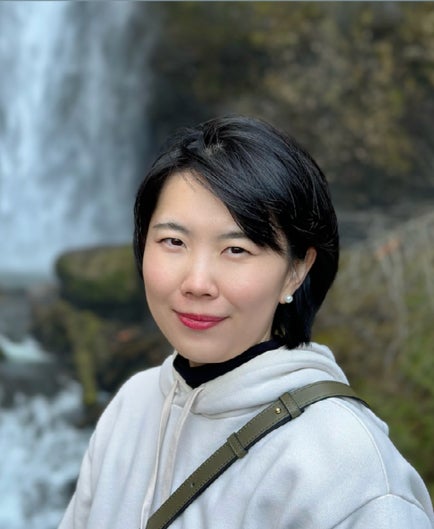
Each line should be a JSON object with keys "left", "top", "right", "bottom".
{"left": 175, "top": 312, "right": 226, "bottom": 330}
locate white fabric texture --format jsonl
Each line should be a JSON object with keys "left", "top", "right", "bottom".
{"left": 58, "top": 343, "right": 434, "bottom": 529}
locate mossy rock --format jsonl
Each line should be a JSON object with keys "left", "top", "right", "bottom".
{"left": 97, "top": 326, "right": 171, "bottom": 394}
{"left": 68, "top": 314, "right": 170, "bottom": 409}
{"left": 55, "top": 245, "right": 146, "bottom": 321}
{"left": 31, "top": 297, "right": 170, "bottom": 409}
{"left": 31, "top": 298, "right": 75, "bottom": 365}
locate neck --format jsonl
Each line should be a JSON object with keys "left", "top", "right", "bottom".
{"left": 173, "top": 338, "right": 284, "bottom": 388}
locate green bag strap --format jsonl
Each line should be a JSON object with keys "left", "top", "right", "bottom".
{"left": 145, "top": 380, "right": 368, "bottom": 529}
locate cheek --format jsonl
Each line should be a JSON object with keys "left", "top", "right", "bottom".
{"left": 224, "top": 267, "right": 288, "bottom": 307}
{"left": 142, "top": 251, "right": 167, "bottom": 297}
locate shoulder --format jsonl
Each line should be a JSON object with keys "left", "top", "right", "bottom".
{"left": 90, "top": 358, "right": 170, "bottom": 445}
{"left": 83, "top": 360, "right": 171, "bottom": 472}
{"left": 273, "top": 397, "right": 389, "bottom": 486}
{"left": 332, "top": 493, "right": 434, "bottom": 529}
{"left": 297, "top": 397, "right": 422, "bottom": 490}
{"left": 105, "top": 351, "right": 175, "bottom": 410}
{"left": 116, "top": 364, "right": 162, "bottom": 400}
{"left": 273, "top": 396, "right": 433, "bottom": 523}
{"left": 301, "top": 397, "right": 390, "bottom": 469}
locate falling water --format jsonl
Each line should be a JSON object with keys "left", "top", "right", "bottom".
{"left": 0, "top": 2, "right": 154, "bottom": 280}
{"left": 0, "top": 331, "right": 93, "bottom": 528}
{"left": 0, "top": 3, "right": 156, "bottom": 526}
{"left": 0, "top": 379, "right": 92, "bottom": 529}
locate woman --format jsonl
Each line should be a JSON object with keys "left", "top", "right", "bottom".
{"left": 59, "top": 116, "right": 434, "bottom": 529}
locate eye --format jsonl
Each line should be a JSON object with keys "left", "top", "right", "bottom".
{"left": 161, "top": 237, "right": 184, "bottom": 248}
{"left": 226, "top": 246, "right": 249, "bottom": 255}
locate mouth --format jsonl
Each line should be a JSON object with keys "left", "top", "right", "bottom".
{"left": 175, "top": 311, "right": 227, "bottom": 331}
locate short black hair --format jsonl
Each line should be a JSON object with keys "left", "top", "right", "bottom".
{"left": 134, "top": 115, "right": 339, "bottom": 349}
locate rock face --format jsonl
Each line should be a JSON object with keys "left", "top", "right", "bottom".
{"left": 31, "top": 245, "right": 170, "bottom": 414}
{"left": 55, "top": 246, "right": 147, "bottom": 322}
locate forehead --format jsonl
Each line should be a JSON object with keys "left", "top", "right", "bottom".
{"left": 153, "top": 171, "right": 234, "bottom": 222}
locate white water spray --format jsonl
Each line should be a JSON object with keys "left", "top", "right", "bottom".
{"left": 0, "top": 382, "right": 91, "bottom": 529}
{"left": 0, "top": 2, "right": 153, "bottom": 279}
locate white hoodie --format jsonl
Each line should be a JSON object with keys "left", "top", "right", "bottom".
{"left": 59, "top": 344, "right": 434, "bottom": 529}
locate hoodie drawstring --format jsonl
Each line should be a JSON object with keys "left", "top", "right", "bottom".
{"left": 140, "top": 380, "right": 178, "bottom": 529}
{"left": 160, "top": 386, "right": 203, "bottom": 503}
{"left": 139, "top": 381, "right": 203, "bottom": 529}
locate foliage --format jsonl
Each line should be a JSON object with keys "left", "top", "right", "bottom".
{"left": 149, "top": 1, "right": 434, "bottom": 206}
{"left": 314, "top": 212, "right": 434, "bottom": 495}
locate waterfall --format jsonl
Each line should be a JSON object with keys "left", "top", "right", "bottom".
{"left": 0, "top": 4, "right": 156, "bottom": 526}
{"left": 0, "top": 329, "right": 92, "bottom": 529}
{"left": 0, "top": 2, "right": 154, "bottom": 280}
{"left": 0, "top": 379, "right": 92, "bottom": 529}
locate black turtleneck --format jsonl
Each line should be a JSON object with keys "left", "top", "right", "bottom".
{"left": 173, "top": 338, "right": 284, "bottom": 388}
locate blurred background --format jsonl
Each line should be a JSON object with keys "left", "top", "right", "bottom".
{"left": 0, "top": 2, "right": 433, "bottom": 527}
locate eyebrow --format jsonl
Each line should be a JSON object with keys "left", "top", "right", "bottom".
{"left": 151, "top": 222, "right": 190, "bottom": 235}
{"left": 151, "top": 222, "right": 248, "bottom": 240}
{"left": 217, "top": 230, "right": 248, "bottom": 241}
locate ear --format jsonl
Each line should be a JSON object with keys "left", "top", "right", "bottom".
{"left": 294, "top": 247, "right": 317, "bottom": 287}
{"left": 280, "top": 247, "right": 317, "bottom": 302}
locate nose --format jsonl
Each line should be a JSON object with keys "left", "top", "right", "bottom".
{"left": 180, "top": 255, "right": 219, "bottom": 299}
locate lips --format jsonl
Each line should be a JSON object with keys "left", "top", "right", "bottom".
{"left": 175, "top": 311, "right": 227, "bottom": 330}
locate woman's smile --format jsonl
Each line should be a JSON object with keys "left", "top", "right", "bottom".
{"left": 175, "top": 311, "right": 228, "bottom": 330}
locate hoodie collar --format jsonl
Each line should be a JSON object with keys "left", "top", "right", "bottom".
{"left": 173, "top": 338, "right": 284, "bottom": 388}
{"left": 160, "top": 343, "right": 349, "bottom": 418}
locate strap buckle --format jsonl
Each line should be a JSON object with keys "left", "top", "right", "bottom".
{"left": 279, "top": 392, "right": 303, "bottom": 418}
{"left": 227, "top": 432, "right": 247, "bottom": 459}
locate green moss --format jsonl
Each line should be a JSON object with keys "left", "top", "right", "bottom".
{"left": 55, "top": 245, "right": 145, "bottom": 321}
{"left": 31, "top": 295, "right": 169, "bottom": 411}
{"left": 63, "top": 308, "right": 104, "bottom": 408}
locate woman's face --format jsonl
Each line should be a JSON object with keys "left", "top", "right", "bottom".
{"left": 142, "top": 172, "right": 309, "bottom": 365}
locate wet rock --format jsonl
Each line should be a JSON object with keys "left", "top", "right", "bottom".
{"left": 55, "top": 245, "right": 147, "bottom": 322}
{"left": 0, "top": 287, "right": 32, "bottom": 341}
{"left": 31, "top": 297, "right": 170, "bottom": 409}
{"left": 0, "top": 360, "right": 66, "bottom": 406}
{"left": 37, "top": 244, "right": 172, "bottom": 408}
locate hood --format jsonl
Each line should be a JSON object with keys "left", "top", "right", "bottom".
{"left": 159, "top": 343, "right": 349, "bottom": 417}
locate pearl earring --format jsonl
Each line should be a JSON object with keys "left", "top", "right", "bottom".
{"left": 284, "top": 294, "right": 293, "bottom": 304}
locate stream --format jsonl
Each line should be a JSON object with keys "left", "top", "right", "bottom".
{"left": 0, "top": 335, "right": 92, "bottom": 529}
